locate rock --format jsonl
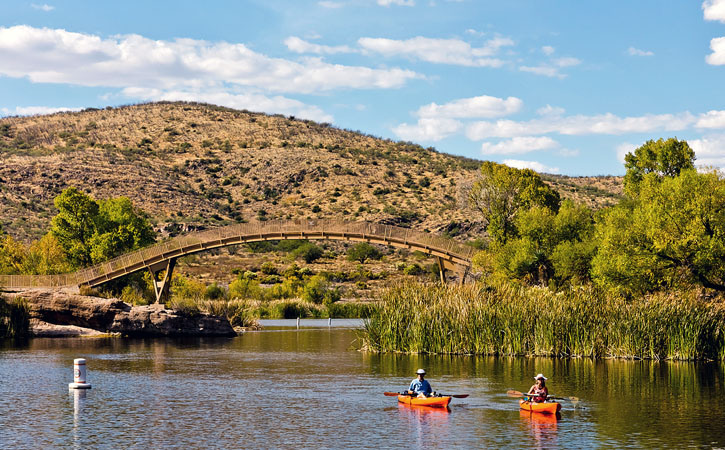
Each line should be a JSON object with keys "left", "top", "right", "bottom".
{"left": 5, "top": 290, "right": 237, "bottom": 337}
{"left": 30, "top": 319, "right": 116, "bottom": 337}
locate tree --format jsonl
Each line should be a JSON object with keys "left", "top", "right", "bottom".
{"left": 0, "top": 235, "right": 26, "bottom": 275}
{"left": 592, "top": 169, "right": 725, "bottom": 294}
{"left": 623, "top": 138, "right": 695, "bottom": 196}
{"left": 22, "top": 233, "right": 71, "bottom": 275}
{"left": 51, "top": 187, "right": 155, "bottom": 268}
{"left": 291, "top": 242, "right": 323, "bottom": 263}
{"left": 347, "top": 242, "right": 383, "bottom": 264}
{"left": 468, "top": 161, "right": 560, "bottom": 243}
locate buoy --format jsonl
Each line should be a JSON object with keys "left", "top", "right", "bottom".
{"left": 68, "top": 358, "right": 92, "bottom": 389}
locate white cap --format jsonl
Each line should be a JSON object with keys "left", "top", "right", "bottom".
{"left": 416, "top": 369, "right": 426, "bottom": 375}
{"left": 534, "top": 373, "right": 547, "bottom": 380}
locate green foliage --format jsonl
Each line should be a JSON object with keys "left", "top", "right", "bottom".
{"left": 260, "top": 261, "right": 277, "bottom": 275}
{"left": 469, "top": 161, "right": 560, "bottom": 243}
{"left": 592, "top": 169, "right": 725, "bottom": 294}
{"left": 403, "top": 263, "right": 423, "bottom": 275}
{"left": 300, "top": 275, "right": 340, "bottom": 304}
{"left": 623, "top": 138, "right": 695, "bottom": 196}
{"left": 347, "top": 242, "right": 383, "bottom": 263}
{"left": 0, "top": 235, "right": 26, "bottom": 275}
{"left": 205, "top": 283, "right": 227, "bottom": 300}
{"left": 50, "top": 187, "right": 155, "bottom": 268}
{"left": 290, "top": 242, "right": 323, "bottom": 263}
{"left": 22, "top": 234, "right": 72, "bottom": 275}
{"left": 479, "top": 200, "right": 596, "bottom": 286}
{"left": 229, "top": 278, "right": 262, "bottom": 299}
{"left": 171, "top": 275, "right": 206, "bottom": 300}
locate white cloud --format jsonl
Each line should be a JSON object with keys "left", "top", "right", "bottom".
{"left": 0, "top": 25, "right": 421, "bottom": 95}
{"left": 696, "top": 110, "right": 725, "bottom": 128}
{"left": 536, "top": 104, "right": 565, "bottom": 117}
{"left": 392, "top": 117, "right": 462, "bottom": 141}
{"left": 519, "top": 55, "right": 580, "bottom": 78}
{"left": 284, "top": 36, "right": 355, "bottom": 54}
{"left": 481, "top": 136, "right": 558, "bottom": 155}
{"left": 542, "top": 46, "right": 555, "bottom": 55}
{"left": 0, "top": 105, "right": 78, "bottom": 116}
{"left": 416, "top": 95, "right": 522, "bottom": 119}
{"left": 378, "top": 0, "right": 415, "bottom": 5}
{"left": 690, "top": 134, "right": 725, "bottom": 167}
{"left": 466, "top": 111, "right": 714, "bottom": 139}
{"left": 706, "top": 37, "right": 725, "bottom": 65}
{"left": 628, "top": 47, "right": 654, "bottom": 56}
{"left": 502, "top": 159, "right": 559, "bottom": 173}
{"left": 318, "top": 1, "right": 343, "bottom": 8}
{"left": 31, "top": 4, "right": 54, "bottom": 11}
{"left": 358, "top": 36, "right": 513, "bottom": 67}
{"left": 122, "top": 87, "right": 333, "bottom": 122}
{"left": 703, "top": 0, "right": 725, "bottom": 23}
{"left": 616, "top": 142, "right": 637, "bottom": 164}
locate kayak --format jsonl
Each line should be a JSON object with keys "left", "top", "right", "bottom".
{"left": 519, "top": 399, "right": 561, "bottom": 414}
{"left": 398, "top": 394, "right": 452, "bottom": 408}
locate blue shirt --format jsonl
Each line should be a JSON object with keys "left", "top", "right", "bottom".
{"left": 409, "top": 378, "right": 432, "bottom": 396}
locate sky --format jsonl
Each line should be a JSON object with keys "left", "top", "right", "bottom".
{"left": 1, "top": 0, "right": 725, "bottom": 175}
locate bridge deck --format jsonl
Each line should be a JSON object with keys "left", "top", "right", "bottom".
{"left": 0, "top": 220, "right": 476, "bottom": 289}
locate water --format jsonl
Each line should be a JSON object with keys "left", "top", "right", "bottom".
{"left": 1, "top": 321, "right": 723, "bottom": 449}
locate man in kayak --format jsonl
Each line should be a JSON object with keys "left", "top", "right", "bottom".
{"left": 408, "top": 369, "right": 433, "bottom": 398}
{"left": 527, "top": 373, "right": 549, "bottom": 403}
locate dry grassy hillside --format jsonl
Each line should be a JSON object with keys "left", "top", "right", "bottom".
{"left": 0, "top": 102, "right": 622, "bottom": 243}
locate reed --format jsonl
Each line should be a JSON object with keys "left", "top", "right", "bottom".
{"left": 360, "top": 282, "right": 725, "bottom": 360}
{"left": 0, "top": 296, "right": 30, "bottom": 338}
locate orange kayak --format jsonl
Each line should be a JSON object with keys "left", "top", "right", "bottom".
{"left": 519, "top": 399, "right": 561, "bottom": 414}
{"left": 398, "top": 395, "right": 452, "bottom": 408}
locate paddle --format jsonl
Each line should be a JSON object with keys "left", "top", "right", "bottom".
{"left": 384, "top": 392, "right": 469, "bottom": 398}
{"left": 506, "top": 390, "right": 579, "bottom": 403}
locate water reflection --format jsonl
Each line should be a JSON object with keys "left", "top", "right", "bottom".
{"left": 519, "top": 410, "right": 559, "bottom": 449}
{"left": 0, "top": 331, "right": 723, "bottom": 448}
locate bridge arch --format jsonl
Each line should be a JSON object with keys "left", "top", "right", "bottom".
{"left": 1, "top": 220, "right": 475, "bottom": 301}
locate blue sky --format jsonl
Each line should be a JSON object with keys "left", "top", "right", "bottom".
{"left": 1, "top": 0, "right": 725, "bottom": 175}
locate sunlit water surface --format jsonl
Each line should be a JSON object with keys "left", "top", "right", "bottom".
{"left": 1, "top": 320, "right": 723, "bottom": 449}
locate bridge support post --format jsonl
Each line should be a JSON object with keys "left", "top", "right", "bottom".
{"left": 149, "top": 258, "right": 176, "bottom": 304}
{"left": 458, "top": 266, "right": 469, "bottom": 285}
{"left": 436, "top": 257, "right": 447, "bottom": 284}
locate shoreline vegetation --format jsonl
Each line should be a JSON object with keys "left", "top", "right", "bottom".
{"left": 360, "top": 282, "right": 725, "bottom": 361}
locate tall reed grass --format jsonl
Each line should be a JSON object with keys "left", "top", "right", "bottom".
{"left": 361, "top": 282, "right": 725, "bottom": 360}
{"left": 0, "top": 296, "right": 30, "bottom": 338}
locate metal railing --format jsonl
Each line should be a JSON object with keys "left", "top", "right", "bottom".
{"left": 0, "top": 220, "right": 476, "bottom": 289}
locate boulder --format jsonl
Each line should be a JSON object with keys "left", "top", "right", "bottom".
{"left": 4, "top": 290, "right": 237, "bottom": 337}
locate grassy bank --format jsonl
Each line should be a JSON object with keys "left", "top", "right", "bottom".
{"left": 168, "top": 297, "right": 377, "bottom": 327}
{"left": 0, "top": 296, "right": 30, "bottom": 338}
{"left": 360, "top": 282, "right": 725, "bottom": 360}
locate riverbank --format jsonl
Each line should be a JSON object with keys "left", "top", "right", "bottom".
{"left": 360, "top": 282, "right": 725, "bottom": 360}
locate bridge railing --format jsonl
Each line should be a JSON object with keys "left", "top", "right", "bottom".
{"left": 1, "top": 220, "right": 476, "bottom": 289}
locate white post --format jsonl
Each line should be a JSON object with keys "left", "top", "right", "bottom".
{"left": 328, "top": 317, "right": 332, "bottom": 327}
{"left": 69, "top": 358, "right": 92, "bottom": 389}
{"left": 296, "top": 317, "right": 300, "bottom": 329}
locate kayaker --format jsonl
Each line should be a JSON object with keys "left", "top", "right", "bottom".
{"left": 527, "top": 374, "right": 549, "bottom": 403}
{"left": 408, "top": 369, "right": 433, "bottom": 398}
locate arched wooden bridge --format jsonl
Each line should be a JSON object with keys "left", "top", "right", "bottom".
{"left": 0, "top": 220, "right": 475, "bottom": 302}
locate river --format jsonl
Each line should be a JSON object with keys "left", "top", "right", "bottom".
{"left": 1, "top": 320, "right": 723, "bottom": 449}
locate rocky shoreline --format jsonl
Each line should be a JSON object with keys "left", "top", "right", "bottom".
{"left": 3, "top": 289, "right": 237, "bottom": 338}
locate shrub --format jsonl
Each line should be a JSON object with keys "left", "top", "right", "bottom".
{"left": 205, "top": 283, "right": 227, "bottom": 300}
{"left": 403, "top": 264, "right": 423, "bottom": 276}
{"left": 260, "top": 261, "right": 277, "bottom": 275}
{"left": 291, "top": 242, "right": 323, "bottom": 263}
{"left": 229, "top": 278, "right": 262, "bottom": 299}
{"left": 347, "top": 242, "right": 383, "bottom": 263}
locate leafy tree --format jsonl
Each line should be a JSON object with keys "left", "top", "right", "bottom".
{"left": 51, "top": 187, "right": 155, "bottom": 267}
{"left": 592, "top": 169, "right": 725, "bottom": 294}
{"left": 468, "top": 161, "right": 560, "bottom": 243}
{"left": 479, "top": 200, "right": 595, "bottom": 286}
{"left": 51, "top": 187, "right": 100, "bottom": 267}
{"left": 623, "top": 138, "right": 695, "bottom": 196}
{"left": 347, "top": 242, "right": 383, "bottom": 264}
{"left": 291, "top": 242, "right": 323, "bottom": 263}
{"left": 0, "top": 235, "right": 26, "bottom": 275}
{"left": 22, "top": 233, "right": 72, "bottom": 275}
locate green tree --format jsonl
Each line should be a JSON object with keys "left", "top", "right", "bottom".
{"left": 0, "top": 235, "right": 26, "bottom": 275}
{"left": 347, "top": 242, "right": 383, "bottom": 264}
{"left": 22, "top": 233, "right": 72, "bottom": 275}
{"left": 623, "top": 138, "right": 695, "bottom": 196}
{"left": 468, "top": 161, "right": 560, "bottom": 243}
{"left": 592, "top": 169, "right": 725, "bottom": 294}
{"left": 291, "top": 242, "right": 323, "bottom": 263}
{"left": 51, "top": 187, "right": 155, "bottom": 267}
{"left": 51, "top": 187, "right": 99, "bottom": 267}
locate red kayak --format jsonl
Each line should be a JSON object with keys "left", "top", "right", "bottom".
{"left": 398, "top": 394, "right": 452, "bottom": 408}
{"left": 519, "top": 399, "right": 561, "bottom": 414}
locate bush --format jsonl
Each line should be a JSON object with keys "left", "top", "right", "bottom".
{"left": 121, "top": 286, "right": 149, "bottom": 305}
{"left": 229, "top": 278, "right": 262, "bottom": 300}
{"left": 171, "top": 276, "right": 206, "bottom": 300}
{"left": 260, "top": 261, "right": 277, "bottom": 275}
{"left": 205, "top": 283, "right": 227, "bottom": 300}
{"left": 0, "top": 296, "right": 30, "bottom": 338}
{"left": 291, "top": 242, "right": 323, "bottom": 263}
{"left": 347, "top": 242, "right": 383, "bottom": 263}
{"left": 403, "top": 264, "right": 423, "bottom": 276}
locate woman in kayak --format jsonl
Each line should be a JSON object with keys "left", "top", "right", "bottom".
{"left": 408, "top": 369, "right": 433, "bottom": 398}
{"left": 527, "top": 374, "right": 549, "bottom": 403}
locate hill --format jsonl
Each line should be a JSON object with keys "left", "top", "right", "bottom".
{"left": 0, "top": 102, "right": 622, "bottom": 243}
